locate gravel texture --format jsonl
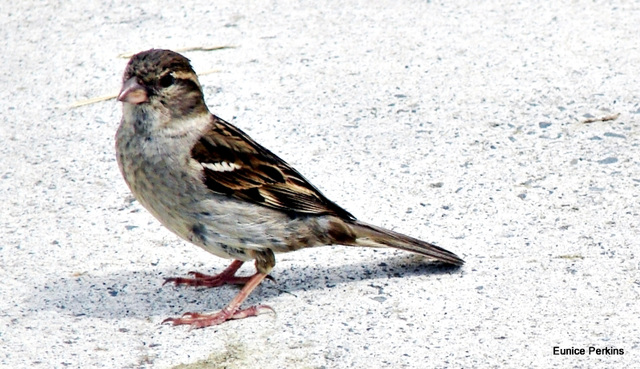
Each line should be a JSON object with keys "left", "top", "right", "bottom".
{"left": 1, "top": 1, "right": 638, "bottom": 368}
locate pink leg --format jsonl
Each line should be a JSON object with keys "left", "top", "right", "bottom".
{"left": 163, "top": 271, "right": 273, "bottom": 328}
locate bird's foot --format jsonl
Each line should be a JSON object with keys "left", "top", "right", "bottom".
{"left": 162, "top": 305, "right": 274, "bottom": 329}
{"left": 163, "top": 270, "right": 274, "bottom": 288}
{"left": 164, "top": 260, "right": 261, "bottom": 288}
{"left": 162, "top": 265, "right": 273, "bottom": 328}
{"left": 163, "top": 271, "right": 253, "bottom": 288}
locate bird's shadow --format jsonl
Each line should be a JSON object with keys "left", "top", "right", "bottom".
{"left": 31, "top": 252, "right": 463, "bottom": 322}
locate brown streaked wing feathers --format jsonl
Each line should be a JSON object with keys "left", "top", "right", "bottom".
{"left": 191, "top": 116, "right": 355, "bottom": 220}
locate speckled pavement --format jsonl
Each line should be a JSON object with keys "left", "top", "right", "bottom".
{"left": 1, "top": 1, "right": 638, "bottom": 368}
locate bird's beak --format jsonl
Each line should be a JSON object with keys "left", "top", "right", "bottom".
{"left": 118, "top": 77, "right": 148, "bottom": 104}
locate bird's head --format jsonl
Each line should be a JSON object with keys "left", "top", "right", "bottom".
{"left": 118, "top": 49, "right": 208, "bottom": 126}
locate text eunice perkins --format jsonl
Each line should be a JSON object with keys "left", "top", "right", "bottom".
{"left": 553, "top": 346, "right": 624, "bottom": 356}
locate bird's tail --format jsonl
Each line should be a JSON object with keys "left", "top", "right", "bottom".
{"left": 343, "top": 220, "right": 464, "bottom": 266}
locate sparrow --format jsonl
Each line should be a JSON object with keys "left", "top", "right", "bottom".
{"left": 115, "top": 49, "right": 463, "bottom": 329}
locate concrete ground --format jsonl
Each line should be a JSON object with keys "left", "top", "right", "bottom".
{"left": 1, "top": 1, "right": 638, "bottom": 368}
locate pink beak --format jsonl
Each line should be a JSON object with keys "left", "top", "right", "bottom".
{"left": 118, "top": 77, "right": 148, "bottom": 104}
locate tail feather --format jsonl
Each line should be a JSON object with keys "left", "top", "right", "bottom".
{"left": 348, "top": 221, "right": 464, "bottom": 266}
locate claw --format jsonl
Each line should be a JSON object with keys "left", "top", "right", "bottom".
{"left": 230, "top": 305, "right": 275, "bottom": 319}
{"left": 187, "top": 271, "right": 209, "bottom": 278}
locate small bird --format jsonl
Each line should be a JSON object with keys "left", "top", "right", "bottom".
{"left": 115, "top": 49, "right": 463, "bottom": 328}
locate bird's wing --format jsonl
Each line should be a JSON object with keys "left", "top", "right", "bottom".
{"left": 190, "top": 115, "right": 355, "bottom": 220}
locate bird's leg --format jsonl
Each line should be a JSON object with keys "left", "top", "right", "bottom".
{"left": 163, "top": 260, "right": 252, "bottom": 288}
{"left": 162, "top": 271, "right": 273, "bottom": 328}
{"left": 163, "top": 250, "right": 276, "bottom": 328}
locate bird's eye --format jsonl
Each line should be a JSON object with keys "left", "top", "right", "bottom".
{"left": 159, "top": 74, "right": 175, "bottom": 88}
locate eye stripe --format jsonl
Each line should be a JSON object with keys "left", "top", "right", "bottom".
{"left": 172, "top": 70, "right": 201, "bottom": 88}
